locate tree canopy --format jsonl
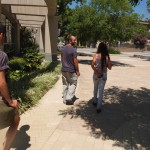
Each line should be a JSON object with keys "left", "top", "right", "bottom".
{"left": 57, "top": 0, "right": 85, "bottom": 15}
{"left": 147, "top": 0, "right": 150, "bottom": 12}
{"left": 129, "top": 0, "right": 142, "bottom": 5}
{"left": 65, "top": 0, "right": 147, "bottom": 45}
{"left": 57, "top": 0, "right": 148, "bottom": 46}
{"left": 57, "top": 0, "right": 86, "bottom": 36}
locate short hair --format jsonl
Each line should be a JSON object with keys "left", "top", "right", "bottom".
{"left": 66, "top": 35, "right": 73, "bottom": 43}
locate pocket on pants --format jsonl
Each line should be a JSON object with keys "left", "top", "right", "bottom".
{"left": 93, "top": 74, "right": 99, "bottom": 80}
{"left": 0, "top": 100, "right": 17, "bottom": 129}
{"left": 71, "top": 73, "right": 78, "bottom": 85}
{"left": 62, "top": 75, "right": 66, "bottom": 84}
{"left": 102, "top": 73, "right": 107, "bottom": 81}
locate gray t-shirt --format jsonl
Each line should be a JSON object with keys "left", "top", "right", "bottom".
{"left": 0, "top": 51, "right": 9, "bottom": 71}
{"left": 0, "top": 51, "right": 9, "bottom": 102}
{"left": 61, "top": 46, "right": 77, "bottom": 73}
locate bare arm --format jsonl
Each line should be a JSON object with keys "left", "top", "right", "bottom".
{"left": 107, "top": 57, "right": 112, "bottom": 70}
{"left": 73, "top": 57, "right": 80, "bottom": 76}
{"left": 91, "top": 55, "right": 102, "bottom": 77}
{"left": 0, "top": 71, "right": 18, "bottom": 107}
{"left": 0, "top": 33, "right": 4, "bottom": 46}
{"left": 91, "top": 55, "right": 97, "bottom": 73}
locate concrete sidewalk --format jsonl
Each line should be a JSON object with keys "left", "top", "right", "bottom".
{"left": 77, "top": 48, "right": 150, "bottom": 61}
{"left": 1, "top": 52, "right": 150, "bottom": 150}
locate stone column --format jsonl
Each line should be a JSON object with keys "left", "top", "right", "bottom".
{"left": 15, "top": 23, "right": 20, "bottom": 54}
{"left": 44, "top": 15, "right": 52, "bottom": 61}
{"left": 0, "top": 0, "right": 4, "bottom": 51}
{"left": 39, "top": 27, "right": 44, "bottom": 52}
{"left": 33, "top": 27, "right": 40, "bottom": 50}
{"left": 44, "top": 15, "right": 58, "bottom": 61}
{"left": 0, "top": 0, "right": 1, "bottom": 22}
{"left": 11, "top": 23, "right": 20, "bottom": 55}
{"left": 49, "top": 16, "right": 58, "bottom": 61}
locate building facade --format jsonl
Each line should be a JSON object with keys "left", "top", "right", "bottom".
{"left": 0, "top": 0, "right": 58, "bottom": 61}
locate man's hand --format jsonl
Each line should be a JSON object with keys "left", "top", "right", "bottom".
{"left": 73, "top": 57, "right": 80, "bottom": 76}
{"left": 8, "top": 99, "right": 19, "bottom": 108}
{"left": 76, "top": 71, "right": 80, "bottom": 77}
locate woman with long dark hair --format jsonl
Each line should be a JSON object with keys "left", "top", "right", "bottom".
{"left": 91, "top": 42, "right": 112, "bottom": 113}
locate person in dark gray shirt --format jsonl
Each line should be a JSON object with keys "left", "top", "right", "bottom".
{"left": 61, "top": 35, "right": 80, "bottom": 104}
{"left": 61, "top": 46, "right": 77, "bottom": 73}
{"left": 0, "top": 34, "right": 20, "bottom": 150}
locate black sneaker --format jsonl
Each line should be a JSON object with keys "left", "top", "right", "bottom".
{"left": 96, "top": 108, "right": 102, "bottom": 113}
{"left": 92, "top": 101, "right": 97, "bottom": 107}
{"left": 66, "top": 99, "right": 74, "bottom": 105}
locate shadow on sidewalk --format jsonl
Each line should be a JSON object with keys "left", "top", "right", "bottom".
{"left": 59, "top": 87, "right": 150, "bottom": 149}
{"left": 78, "top": 59, "right": 92, "bottom": 65}
{"left": 11, "top": 125, "right": 31, "bottom": 150}
{"left": 112, "top": 61, "right": 134, "bottom": 67}
{"left": 78, "top": 59, "right": 134, "bottom": 67}
{"left": 78, "top": 52, "right": 93, "bottom": 57}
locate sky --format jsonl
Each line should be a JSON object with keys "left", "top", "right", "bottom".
{"left": 69, "top": 0, "right": 149, "bottom": 20}
{"left": 133, "top": 0, "right": 149, "bottom": 20}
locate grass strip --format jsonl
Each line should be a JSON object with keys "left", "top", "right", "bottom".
{"left": 9, "top": 61, "right": 61, "bottom": 114}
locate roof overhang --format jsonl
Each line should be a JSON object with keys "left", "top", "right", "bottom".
{"left": 16, "top": 15, "right": 45, "bottom": 22}
{"left": 1, "top": 0, "right": 57, "bottom": 27}
{"left": 1, "top": 0, "right": 46, "bottom": 6}
{"left": 11, "top": 6, "right": 48, "bottom": 16}
{"left": 21, "top": 24, "right": 41, "bottom": 28}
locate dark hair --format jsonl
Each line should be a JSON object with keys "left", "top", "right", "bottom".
{"left": 97, "top": 42, "right": 110, "bottom": 71}
{"left": 65, "top": 34, "right": 77, "bottom": 45}
{"left": 0, "top": 24, "right": 5, "bottom": 34}
{"left": 65, "top": 35, "right": 72, "bottom": 44}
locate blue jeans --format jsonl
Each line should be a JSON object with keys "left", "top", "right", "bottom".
{"left": 93, "top": 72, "right": 107, "bottom": 109}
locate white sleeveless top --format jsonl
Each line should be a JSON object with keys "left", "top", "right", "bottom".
{"left": 95, "top": 54, "right": 108, "bottom": 73}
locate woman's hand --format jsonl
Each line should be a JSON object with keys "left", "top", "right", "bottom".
{"left": 107, "top": 58, "right": 112, "bottom": 70}
{"left": 96, "top": 72, "right": 102, "bottom": 78}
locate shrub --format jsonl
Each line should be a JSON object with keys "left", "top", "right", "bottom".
{"left": 9, "top": 57, "right": 26, "bottom": 70}
{"left": 8, "top": 49, "right": 44, "bottom": 80}
{"left": 9, "top": 70, "right": 27, "bottom": 81}
{"left": 133, "top": 34, "right": 148, "bottom": 48}
{"left": 57, "top": 50, "right": 62, "bottom": 55}
{"left": 8, "top": 57, "right": 27, "bottom": 80}
{"left": 9, "top": 62, "right": 61, "bottom": 113}
{"left": 109, "top": 49, "right": 121, "bottom": 54}
{"left": 23, "top": 48, "right": 44, "bottom": 71}
{"left": 77, "top": 46, "right": 86, "bottom": 48}
{"left": 20, "top": 27, "right": 35, "bottom": 51}
{"left": 4, "top": 43, "right": 15, "bottom": 58}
